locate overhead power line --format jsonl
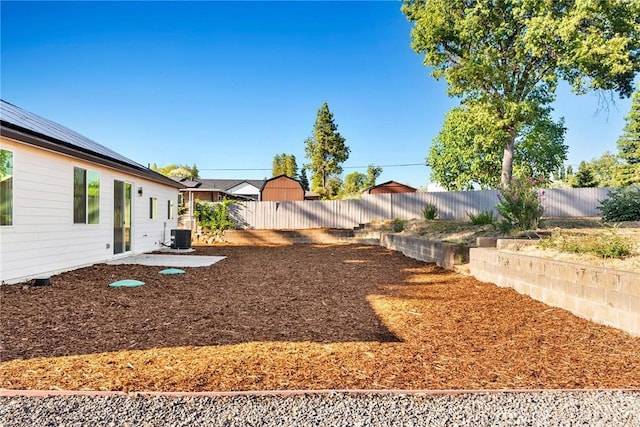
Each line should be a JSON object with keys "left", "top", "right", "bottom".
{"left": 344, "top": 163, "right": 425, "bottom": 169}
{"left": 198, "top": 163, "right": 426, "bottom": 172}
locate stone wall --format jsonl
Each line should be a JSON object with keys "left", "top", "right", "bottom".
{"left": 469, "top": 247, "right": 640, "bottom": 337}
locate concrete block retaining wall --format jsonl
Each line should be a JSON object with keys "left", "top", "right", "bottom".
{"left": 469, "top": 248, "right": 640, "bottom": 337}
{"left": 195, "top": 229, "right": 355, "bottom": 245}
{"left": 380, "top": 234, "right": 469, "bottom": 270}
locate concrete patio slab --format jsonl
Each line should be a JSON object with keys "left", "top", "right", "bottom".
{"left": 107, "top": 254, "right": 225, "bottom": 267}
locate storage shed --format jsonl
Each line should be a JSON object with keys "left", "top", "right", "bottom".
{"left": 260, "top": 175, "right": 305, "bottom": 201}
{"left": 364, "top": 180, "right": 417, "bottom": 194}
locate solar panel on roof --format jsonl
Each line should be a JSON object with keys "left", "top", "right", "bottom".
{"left": 0, "top": 99, "right": 146, "bottom": 170}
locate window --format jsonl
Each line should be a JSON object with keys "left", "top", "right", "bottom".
{"left": 168, "top": 199, "right": 174, "bottom": 219}
{"left": 0, "top": 149, "right": 13, "bottom": 226}
{"left": 149, "top": 197, "right": 157, "bottom": 219}
{"left": 73, "top": 167, "right": 100, "bottom": 224}
{"left": 87, "top": 171, "right": 100, "bottom": 224}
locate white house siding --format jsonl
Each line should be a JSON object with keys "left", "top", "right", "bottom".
{"left": 0, "top": 137, "right": 179, "bottom": 284}
{"left": 227, "top": 182, "right": 260, "bottom": 198}
{"left": 133, "top": 180, "right": 181, "bottom": 253}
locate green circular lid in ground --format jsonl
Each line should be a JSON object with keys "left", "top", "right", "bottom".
{"left": 159, "top": 268, "right": 186, "bottom": 275}
{"left": 108, "top": 279, "right": 145, "bottom": 288}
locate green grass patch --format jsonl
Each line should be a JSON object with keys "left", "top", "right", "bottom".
{"left": 540, "top": 231, "right": 634, "bottom": 259}
{"left": 467, "top": 210, "right": 495, "bottom": 226}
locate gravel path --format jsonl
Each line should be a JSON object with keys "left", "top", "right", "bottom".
{"left": 2, "top": 391, "right": 639, "bottom": 426}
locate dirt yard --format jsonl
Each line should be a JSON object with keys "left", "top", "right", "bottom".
{"left": 1, "top": 244, "right": 639, "bottom": 392}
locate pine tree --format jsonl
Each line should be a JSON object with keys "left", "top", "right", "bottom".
{"left": 573, "top": 161, "right": 599, "bottom": 188}
{"left": 272, "top": 153, "right": 298, "bottom": 178}
{"left": 298, "top": 168, "right": 310, "bottom": 191}
{"left": 304, "top": 102, "right": 350, "bottom": 196}
{"left": 272, "top": 154, "right": 282, "bottom": 177}
{"left": 284, "top": 155, "right": 298, "bottom": 178}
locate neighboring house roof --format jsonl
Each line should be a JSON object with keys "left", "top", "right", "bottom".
{"left": 196, "top": 179, "right": 265, "bottom": 192}
{"left": 304, "top": 191, "right": 320, "bottom": 200}
{"left": 363, "top": 180, "right": 417, "bottom": 194}
{"left": 226, "top": 181, "right": 261, "bottom": 194}
{"left": 259, "top": 174, "right": 303, "bottom": 191}
{"left": 172, "top": 177, "right": 202, "bottom": 188}
{"left": 0, "top": 99, "right": 183, "bottom": 189}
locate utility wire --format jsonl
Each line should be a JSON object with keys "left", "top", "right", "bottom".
{"left": 199, "top": 163, "right": 426, "bottom": 171}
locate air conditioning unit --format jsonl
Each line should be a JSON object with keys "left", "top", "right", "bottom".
{"left": 170, "top": 229, "right": 192, "bottom": 249}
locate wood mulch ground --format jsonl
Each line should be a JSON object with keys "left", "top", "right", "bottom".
{"left": 1, "top": 244, "right": 638, "bottom": 392}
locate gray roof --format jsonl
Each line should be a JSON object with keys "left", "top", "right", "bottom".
{"left": 195, "top": 179, "right": 265, "bottom": 191}
{"left": 0, "top": 99, "right": 182, "bottom": 188}
{"left": 172, "top": 177, "right": 202, "bottom": 188}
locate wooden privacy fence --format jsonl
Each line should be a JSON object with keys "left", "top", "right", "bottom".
{"left": 227, "top": 187, "right": 614, "bottom": 230}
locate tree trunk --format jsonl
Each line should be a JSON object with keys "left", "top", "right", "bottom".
{"left": 501, "top": 127, "right": 517, "bottom": 188}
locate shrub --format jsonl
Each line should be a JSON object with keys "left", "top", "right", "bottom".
{"left": 597, "top": 186, "right": 640, "bottom": 222}
{"left": 496, "top": 219, "right": 513, "bottom": 235}
{"left": 540, "top": 230, "right": 633, "bottom": 259}
{"left": 422, "top": 203, "right": 438, "bottom": 220}
{"left": 467, "top": 210, "right": 495, "bottom": 225}
{"left": 195, "top": 199, "right": 236, "bottom": 238}
{"left": 392, "top": 218, "right": 406, "bottom": 232}
{"left": 496, "top": 173, "right": 545, "bottom": 230}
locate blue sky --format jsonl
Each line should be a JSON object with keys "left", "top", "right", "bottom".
{"left": 1, "top": 1, "right": 634, "bottom": 188}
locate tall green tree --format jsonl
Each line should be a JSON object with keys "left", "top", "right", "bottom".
{"left": 298, "top": 168, "right": 310, "bottom": 191}
{"left": 428, "top": 103, "right": 567, "bottom": 190}
{"left": 365, "top": 165, "right": 383, "bottom": 188}
{"left": 343, "top": 172, "right": 367, "bottom": 195}
{"left": 403, "top": 0, "right": 640, "bottom": 188}
{"left": 304, "top": 102, "right": 350, "bottom": 196}
{"left": 429, "top": 104, "right": 507, "bottom": 190}
{"left": 618, "top": 89, "right": 640, "bottom": 165}
{"left": 566, "top": 165, "right": 574, "bottom": 177}
{"left": 573, "top": 161, "right": 599, "bottom": 188}
{"left": 515, "top": 115, "right": 568, "bottom": 179}
{"left": 151, "top": 163, "right": 199, "bottom": 180}
{"left": 591, "top": 151, "right": 621, "bottom": 187}
{"left": 272, "top": 153, "right": 298, "bottom": 178}
{"left": 326, "top": 176, "right": 344, "bottom": 198}
{"left": 563, "top": 153, "right": 620, "bottom": 188}
{"left": 342, "top": 165, "right": 383, "bottom": 196}
{"left": 616, "top": 88, "right": 640, "bottom": 185}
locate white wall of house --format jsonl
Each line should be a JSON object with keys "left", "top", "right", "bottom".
{"left": 227, "top": 182, "right": 260, "bottom": 198}
{"left": 0, "top": 137, "right": 180, "bottom": 284}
